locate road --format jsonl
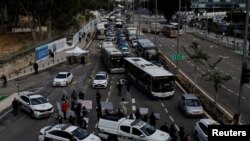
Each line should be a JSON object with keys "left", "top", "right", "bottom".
{"left": 0, "top": 39, "right": 201, "bottom": 141}
{"left": 136, "top": 14, "right": 250, "bottom": 123}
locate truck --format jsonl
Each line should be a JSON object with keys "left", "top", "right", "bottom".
{"left": 97, "top": 115, "right": 171, "bottom": 141}
{"left": 150, "top": 23, "right": 161, "bottom": 34}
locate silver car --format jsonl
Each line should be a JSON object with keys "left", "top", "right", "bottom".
{"left": 178, "top": 93, "right": 204, "bottom": 117}
{"left": 194, "top": 118, "right": 219, "bottom": 141}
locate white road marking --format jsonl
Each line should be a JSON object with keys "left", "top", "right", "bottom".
{"left": 164, "top": 108, "right": 168, "bottom": 114}
{"left": 175, "top": 124, "right": 180, "bottom": 132}
{"left": 132, "top": 106, "right": 136, "bottom": 111}
{"left": 132, "top": 98, "right": 135, "bottom": 104}
{"left": 161, "top": 103, "right": 165, "bottom": 107}
{"left": 169, "top": 116, "right": 174, "bottom": 122}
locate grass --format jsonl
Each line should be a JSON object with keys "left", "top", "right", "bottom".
{"left": 0, "top": 95, "right": 7, "bottom": 102}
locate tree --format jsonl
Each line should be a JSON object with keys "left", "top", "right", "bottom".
{"left": 182, "top": 42, "right": 209, "bottom": 93}
{"left": 203, "top": 58, "right": 232, "bottom": 112}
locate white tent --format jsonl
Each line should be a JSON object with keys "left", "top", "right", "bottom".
{"left": 65, "top": 46, "right": 89, "bottom": 56}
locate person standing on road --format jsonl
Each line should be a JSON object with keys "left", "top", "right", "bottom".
{"left": 178, "top": 125, "right": 185, "bottom": 141}
{"left": 170, "top": 123, "right": 177, "bottom": 141}
{"left": 12, "top": 98, "right": 19, "bottom": 116}
{"left": 96, "top": 90, "right": 101, "bottom": 107}
{"left": 78, "top": 91, "right": 85, "bottom": 100}
{"left": 149, "top": 112, "right": 157, "bottom": 127}
{"left": 117, "top": 81, "right": 123, "bottom": 96}
{"left": 160, "top": 123, "right": 170, "bottom": 133}
{"left": 135, "top": 109, "right": 141, "bottom": 120}
{"left": 33, "top": 62, "right": 39, "bottom": 75}
{"left": 71, "top": 90, "right": 77, "bottom": 102}
{"left": 1, "top": 73, "right": 7, "bottom": 88}
{"left": 120, "top": 98, "right": 129, "bottom": 116}
{"left": 61, "top": 100, "right": 69, "bottom": 119}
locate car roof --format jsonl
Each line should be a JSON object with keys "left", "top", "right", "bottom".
{"left": 20, "top": 92, "right": 43, "bottom": 99}
{"left": 199, "top": 118, "right": 219, "bottom": 126}
{"left": 51, "top": 124, "right": 77, "bottom": 133}
{"left": 96, "top": 71, "right": 107, "bottom": 75}
{"left": 58, "top": 72, "right": 69, "bottom": 75}
{"left": 182, "top": 93, "right": 198, "bottom": 99}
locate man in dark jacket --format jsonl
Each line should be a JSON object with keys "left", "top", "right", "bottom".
{"left": 1, "top": 74, "right": 7, "bottom": 88}
{"left": 96, "top": 90, "right": 101, "bottom": 107}
{"left": 12, "top": 98, "right": 19, "bottom": 116}
{"left": 160, "top": 123, "right": 170, "bottom": 133}
{"left": 33, "top": 62, "right": 39, "bottom": 74}
{"left": 149, "top": 112, "right": 157, "bottom": 127}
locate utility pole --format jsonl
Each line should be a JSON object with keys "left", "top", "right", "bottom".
{"left": 154, "top": 0, "right": 158, "bottom": 46}
{"left": 176, "top": 0, "right": 181, "bottom": 71}
{"left": 237, "top": 0, "right": 250, "bottom": 124}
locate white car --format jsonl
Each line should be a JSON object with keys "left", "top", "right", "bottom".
{"left": 18, "top": 92, "right": 54, "bottom": 118}
{"left": 194, "top": 118, "right": 219, "bottom": 141}
{"left": 53, "top": 72, "right": 73, "bottom": 86}
{"left": 92, "top": 71, "right": 109, "bottom": 88}
{"left": 38, "top": 124, "right": 101, "bottom": 141}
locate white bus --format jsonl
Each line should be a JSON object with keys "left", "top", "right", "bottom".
{"left": 124, "top": 57, "right": 175, "bottom": 99}
{"left": 96, "top": 23, "right": 106, "bottom": 40}
{"left": 136, "top": 39, "right": 160, "bottom": 65}
{"left": 162, "top": 24, "right": 178, "bottom": 38}
{"left": 101, "top": 47, "right": 125, "bottom": 73}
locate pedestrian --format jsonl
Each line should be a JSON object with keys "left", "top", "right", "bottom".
{"left": 160, "top": 123, "right": 170, "bottom": 133}
{"left": 61, "top": 95, "right": 66, "bottom": 102}
{"left": 126, "top": 79, "right": 131, "bottom": 91}
{"left": 71, "top": 90, "right": 77, "bottom": 101}
{"left": 231, "top": 113, "right": 239, "bottom": 125}
{"left": 135, "top": 109, "right": 141, "bottom": 120}
{"left": 141, "top": 114, "right": 148, "bottom": 122}
{"left": 96, "top": 106, "right": 102, "bottom": 120}
{"left": 69, "top": 115, "right": 75, "bottom": 125}
{"left": 76, "top": 103, "right": 82, "bottom": 124}
{"left": 170, "top": 123, "right": 177, "bottom": 141}
{"left": 61, "top": 100, "right": 69, "bottom": 119}
{"left": 149, "top": 112, "right": 157, "bottom": 127}
{"left": 117, "top": 108, "right": 125, "bottom": 117}
{"left": 120, "top": 98, "right": 129, "bottom": 116}
{"left": 128, "top": 114, "right": 134, "bottom": 119}
{"left": 178, "top": 125, "right": 185, "bottom": 141}
{"left": 12, "top": 98, "right": 19, "bottom": 116}
{"left": 78, "top": 91, "right": 85, "bottom": 100}
{"left": 96, "top": 90, "right": 101, "bottom": 106}
{"left": 33, "top": 62, "right": 39, "bottom": 74}
{"left": 117, "top": 81, "right": 123, "bottom": 96}
{"left": 82, "top": 106, "right": 88, "bottom": 117}
{"left": 71, "top": 100, "right": 77, "bottom": 112}
{"left": 1, "top": 73, "right": 7, "bottom": 88}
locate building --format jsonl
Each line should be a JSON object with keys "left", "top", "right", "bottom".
{"left": 191, "top": 0, "right": 246, "bottom": 12}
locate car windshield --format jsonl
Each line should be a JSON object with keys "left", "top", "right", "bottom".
{"left": 140, "top": 123, "right": 156, "bottom": 136}
{"left": 56, "top": 74, "right": 67, "bottom": 79}
{"left": 185, "top": 99, "right": 201, "bottom": 106}
{"left": 152, "top": 76, "right": 175, "bottom": 92}
{"left": 95, "top": 74, "right": 106, "bottom": 80}
{"left": 30, "top": 97, "right": 48, "bottom": 105}
{"left": 71, "top": 127, "right": 89, "bottom": 140}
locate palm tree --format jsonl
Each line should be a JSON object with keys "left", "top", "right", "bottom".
{"left": 182, "top": 42, "right": 209, "bottom": 93}
{"left": 203, "top": 58, "right": 232, "bottom": 112}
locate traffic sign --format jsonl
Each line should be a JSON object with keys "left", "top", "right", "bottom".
{"left": 171, "top": 53, "right": 185, "bottom": 61}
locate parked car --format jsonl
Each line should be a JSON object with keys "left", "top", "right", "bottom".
{"left": 178, "top": 93, "right": 204, "bottom": 117}
{"left": 38, "top": 124, "right": 101, "bottom": 141}
{"left": 18, "top": 92, "right": 54, "bottom": 118}
{"left": 52, "top": 72, "right": 73, "bottom": 86}
{"left": 194, "top": 118, "right": 219, "bottom": 141}
{"left": 92, "top": 71, "right": 109, "bottom": 88}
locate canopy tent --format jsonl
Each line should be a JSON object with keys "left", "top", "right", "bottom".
{"left": 65, "top": 46, "right": 89, "bottom": 64}
{"left": 65, "top": 46, "right": 89, "bottom": 56}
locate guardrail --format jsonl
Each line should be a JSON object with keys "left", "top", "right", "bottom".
{"left": 159, "top": 51, "right": 233, "bottom": 124}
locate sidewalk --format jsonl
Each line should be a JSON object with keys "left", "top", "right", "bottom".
{"left": 0, "top": 22, "right": 96, "bottom": 117}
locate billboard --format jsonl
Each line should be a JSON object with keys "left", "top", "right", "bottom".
{"left": 35, "top": 45, "right": 49, "bottom": 62}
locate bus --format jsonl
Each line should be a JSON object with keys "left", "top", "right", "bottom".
{"left": 96, "top": 23, "right": 106, "bottom": 40}
{"left": 124, "top": 57, "right": 175, "bottom": 99}
{"left": 101, "top": 47, "right": 125, "bottom": 73}
{"left": 136, "top": 38, "right": 161, "bottom": 65}
{"left": 162, "top": 24, "right": 178, "bottom": 38}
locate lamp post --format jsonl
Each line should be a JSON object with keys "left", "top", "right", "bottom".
{"left": 176, "top": 0, "right": 181, "bottom": 71}
{"left": 154, "top": 0, "right": 158, "bottom": 46}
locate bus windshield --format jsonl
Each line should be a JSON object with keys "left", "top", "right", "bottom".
{"left": 110, "top": 56, "right": 124, "bottom": 68}
{"left": 152, "top": 76, "right": 174, "bottom": 92}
